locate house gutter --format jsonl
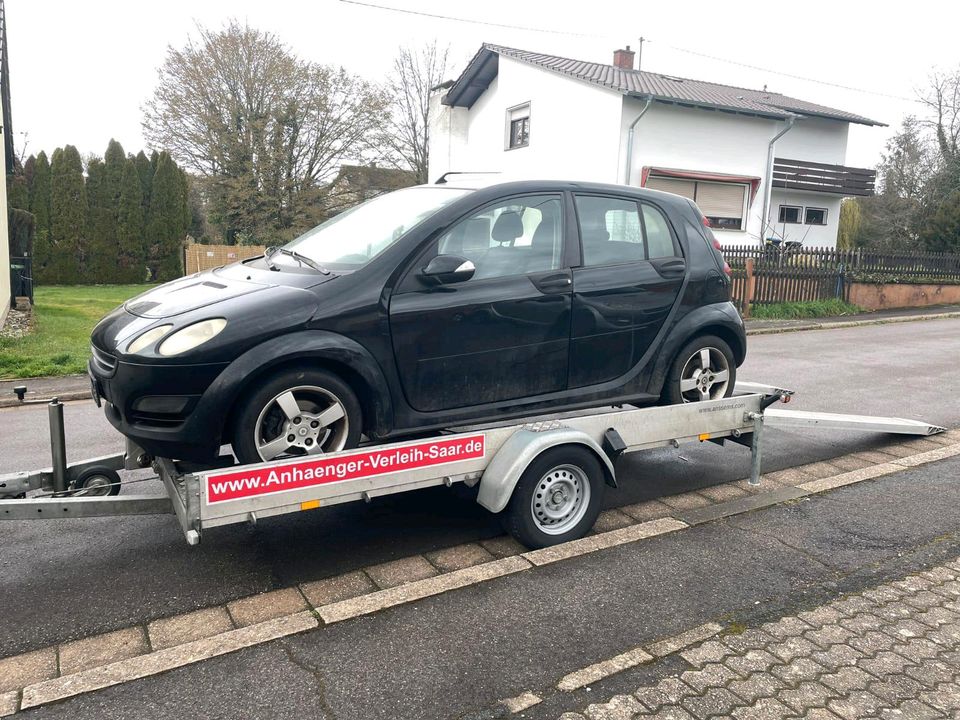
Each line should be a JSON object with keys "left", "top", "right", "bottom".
{"left": 624, "top": 96, "right": 654, "bottom": 185}
{"left": 760, "top": 116, "right": 797, "bottom": 240}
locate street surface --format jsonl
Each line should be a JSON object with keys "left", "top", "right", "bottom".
{"left": 1, "top": 318, "right": 959, "bottom": 717}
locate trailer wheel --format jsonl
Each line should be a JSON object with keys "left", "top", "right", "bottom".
{"left": 502, "top": 445, "right": 606, "bottom": 549}
{"left": 72, "top": 466, "right": 121, "bottom": 496}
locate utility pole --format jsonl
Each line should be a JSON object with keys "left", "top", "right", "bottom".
{"left": 637, "top": 36, "right": 646, "bottom": 71}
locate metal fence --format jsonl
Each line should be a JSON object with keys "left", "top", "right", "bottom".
{"left": 9, "top": 256, "right": 33, "bottom": 306}
{"left": 723, "top": 245, "right": 960, "bottom": 313}
{"left": 184, "top": 244, "right": 266, "bottom": 275}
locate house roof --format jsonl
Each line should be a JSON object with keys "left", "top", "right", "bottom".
{"left": 443, "top": 44, "right": 885, "bottom": 127}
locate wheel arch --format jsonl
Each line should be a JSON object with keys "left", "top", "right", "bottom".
{"left": 648, "top": 304, "right": 746, "bottom": 394}
{"left": 191, "top": 330, "right": 394, "bottom": 447}
{"left": 477, "top": 429, "right": 615, "bottom": 514}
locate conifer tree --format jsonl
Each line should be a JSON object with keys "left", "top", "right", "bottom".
{"left": 148, "top": 152, "right": 186, "bottom": 281}
{"left": 117, "top": 158, "right": 146, "bottom": 283}
{"left": 29, "top": 151, "right": 53, "bottom": 282}
{"left": 134, "top": 150, "right": 154, "bottom": 212}
{"left": 84, "top": 157, "right": 114, "bottom": 281}
{"left": 49, "top": 145, "right": 88, "bottom": 283}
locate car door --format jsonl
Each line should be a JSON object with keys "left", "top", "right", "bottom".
{"left": 388, "top": 194, "right": 572, "bottom": 413}
{"left": 569, "top": 194, "right": 685, "bottom": 388}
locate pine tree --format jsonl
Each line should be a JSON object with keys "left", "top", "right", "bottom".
{"left": 148, "top": 152, "right": 186, "bottom": 281}
{"left": 23, "top": 154, "right": 37, "bottom": 189}
{"left": 29, "top": 151, "right": 53, "bottom": 282}
{"left": 84, "top": 156, "right": 117, "bottom": 282}
{"left": 117, "top": 159, "right": 146, "bottom": 283}
{"left": 49, "top": 145, "right": 88, "bottom": 284}
{"left": 7, "top": 173, "right": 28, "bottom": 210}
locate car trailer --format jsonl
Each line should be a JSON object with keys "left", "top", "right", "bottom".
{"left": 0, "top": 382, "right": 946, "bottom": 548}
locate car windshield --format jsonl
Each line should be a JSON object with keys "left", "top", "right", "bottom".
{"left": 283, "top": 186, "right": 471, "bottom": 271}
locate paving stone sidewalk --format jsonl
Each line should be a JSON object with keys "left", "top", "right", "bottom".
{"left": 561, "top": 557, "right": 960, "bottom": 720}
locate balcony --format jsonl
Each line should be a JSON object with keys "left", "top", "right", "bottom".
{"left": 772, "top": 158, "right": 876, "bottom": 197}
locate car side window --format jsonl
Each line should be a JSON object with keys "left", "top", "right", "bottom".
{"left": 435, "top": 195, "right": 563, "bottom": 280}
{"left": 574, "top": 195, "right": 644, "bottom": 267}
{"left": 642, "top": 204, "right": 679, "bottom": 258}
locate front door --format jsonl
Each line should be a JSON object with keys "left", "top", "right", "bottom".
{"left": 569, "top": 194, "right": 686, "bottom": 388}
{"left": 389, "top": 194, "right": 572, "bottom": 412}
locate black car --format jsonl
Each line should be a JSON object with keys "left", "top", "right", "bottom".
{"left": 89, "top": 180, "right": 746, "bottom": 466}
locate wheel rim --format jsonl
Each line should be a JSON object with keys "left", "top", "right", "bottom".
{"left": 678, "top": 346, "right": 731, "bottom": 403}
{"left": 75, "top": 475, "right": 114, "bottom": 496}
{"left": 254, "top": 385, "right": 349, "bottom": 461}
{"left": 530, "top": 464, "right": 591, "bottom": 535}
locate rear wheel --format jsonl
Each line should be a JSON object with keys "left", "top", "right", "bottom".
{"left": 663, "top": 335, "right": 736, "bottom": 405}
{"left": 231, "top": 368, "right": 362, "bottom": 465}
{"left": 502, "top": 445, "right": 606, "bottom": 549}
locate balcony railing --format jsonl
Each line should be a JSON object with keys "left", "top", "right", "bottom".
{"left": 772, "top": 157, "right": 876, "bottom": 197}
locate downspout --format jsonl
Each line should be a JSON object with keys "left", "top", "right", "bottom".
{"left": 760, "top": 116, "right": 796, "bottom": 241}
{"left": 624, "top": 96, "right": 653, "bottom": 185}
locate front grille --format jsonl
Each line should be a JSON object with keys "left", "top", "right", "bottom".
{"left": 90, "top": 344, "right": 118, "bottom": 377}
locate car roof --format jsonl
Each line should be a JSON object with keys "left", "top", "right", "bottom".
{"left": 416, "top": 178, "right": 691, "bottom": 208}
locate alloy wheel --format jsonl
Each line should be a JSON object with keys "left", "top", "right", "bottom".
{"left": 678, "top": 346, "right": 731, "bottom": 402}
{"left": 253, "top": 385, "right": 350, "bottom": 461}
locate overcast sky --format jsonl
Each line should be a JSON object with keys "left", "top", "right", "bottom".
{"left": 8, "top": 0, "right": 958, "bottom": 170}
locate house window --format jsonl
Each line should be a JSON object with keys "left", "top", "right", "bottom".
{"left": 778, "top": 205, "right": 802, "bottom": 224}
{"left": 507, "top": 104, "right": 530, "bottom": 149}
{"left": 805, "top": 207, "right": 828, "bottom": 225}
{"left": 645, "top": 176, "right": 746, "bottom": 230}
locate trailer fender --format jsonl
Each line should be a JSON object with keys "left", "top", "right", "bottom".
{"left": 477, "top": 426, "right": 616, "bottom": 514}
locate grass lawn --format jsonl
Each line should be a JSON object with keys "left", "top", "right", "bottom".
{"left": 749, "top": 298, "right": 864, "bottom": 320}
{"left": 0, "top": 285, "right": 153, "bottom": 379}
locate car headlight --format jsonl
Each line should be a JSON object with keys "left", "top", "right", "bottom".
{"left": 126, "top": 325, "right": 173, "bottom": 354}
{"left": 157, "top": 319, "right": 228, "bottom": 357}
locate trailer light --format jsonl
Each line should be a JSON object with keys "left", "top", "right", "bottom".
{"left": 127, "top": 325, "right": 173, "bottom": 355}
{"left": 157, "top": 319, "right": 228, "bottom": 357}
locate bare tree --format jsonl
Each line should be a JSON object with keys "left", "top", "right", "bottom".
{"left": 918, "top": 69, "right": 960, "bottom": 163}
{"left": 379, "top": 42, "right": 449, "bottom": 184}
{"left": 142, "top": 21, "right": 387, "bottom": 243}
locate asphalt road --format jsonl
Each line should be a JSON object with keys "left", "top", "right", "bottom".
{"left": 1, "top": 318, "right": 958, "bottom": 659}
{"left": 20, "top": 450, "right": 960, "bottom": 719}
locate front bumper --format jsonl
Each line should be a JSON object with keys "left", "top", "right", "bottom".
{"left": 89, "top": 354, "right": 230, "bottom": 462}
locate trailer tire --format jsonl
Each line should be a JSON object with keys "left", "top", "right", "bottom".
{"left": 72, "top": 466, "right": 121, "bottom": 496}
{"left": 232, "top": 367, "right": 362, "bottom": 465}
{"left": 663, "top": 334, "right": 736, "bottom": 405}
{"left": 502, "top": 445, "right": 605, "bottom": 549}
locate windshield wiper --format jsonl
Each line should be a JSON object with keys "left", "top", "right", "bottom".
{"left": 265, "top": 246, "right": 331, "bottom": 275}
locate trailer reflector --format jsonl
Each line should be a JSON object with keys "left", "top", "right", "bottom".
{"left": 699, "top": 433, "right": 710, "bottom": 441}
{"left": 300, "top": 500, "right": 321, "bottom": 511}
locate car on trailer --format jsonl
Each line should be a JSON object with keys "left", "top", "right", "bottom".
{"left": 88, "top": 178, "right": 745, "bottom": 468}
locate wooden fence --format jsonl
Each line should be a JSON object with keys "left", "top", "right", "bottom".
{"left": 184, "top": 243, "right": 267, "bottom": 275}
{"left": 723, "top": 245, "right": 960, "bottom": 314}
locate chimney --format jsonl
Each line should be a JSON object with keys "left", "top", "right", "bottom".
{"left": 613, "top": 46, "right": 635, "bottom": 70}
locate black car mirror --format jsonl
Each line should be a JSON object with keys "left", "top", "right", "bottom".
{"left": 421, "top": 254, "right": 475, "bottom": 284}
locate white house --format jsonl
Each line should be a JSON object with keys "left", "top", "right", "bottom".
{"left": 429, "top": 44, "right": 884, "bottom": 248}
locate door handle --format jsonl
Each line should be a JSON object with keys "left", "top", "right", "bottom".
{"left": 530, "top": 270, "right": 573, "bottom": 293}
{"left": 650, "top": 258, "right": 686, "bottom": 278}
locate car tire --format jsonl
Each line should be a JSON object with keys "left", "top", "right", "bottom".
{"left": 232, "top": 367, "right": 362, "bottom": 465}
{"left": 662, "top": 334, "right": 737, "bottom": 405}
{"left": 501, "top": 445, "right": 606, "bottom": 549}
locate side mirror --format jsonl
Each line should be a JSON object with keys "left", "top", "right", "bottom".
{"left": 421, "top": 254, "right": 475, "bottom": 284}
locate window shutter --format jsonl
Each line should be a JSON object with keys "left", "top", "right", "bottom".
{"left": 695, "top": 182, "right": 745, "bottom": 220}
{"left": 645, "top": 177, "right": 696, "bottom": 200}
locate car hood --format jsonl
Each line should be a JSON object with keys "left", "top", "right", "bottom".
{"left": 124, "top": 264, "right": 333, "bottom": 319}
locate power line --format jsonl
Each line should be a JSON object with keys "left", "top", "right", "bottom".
{"left": 338, "top": 0, "right": 919, "bottom": 103}
{"left": 337, "top": 0, "right": 607, "bottom": 38}
{"left": 660, "top": 43, "right": 919, "bottom": 103}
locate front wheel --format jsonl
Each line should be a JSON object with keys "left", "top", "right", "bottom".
{"left": 501, "top": 445, "right": 606, "bottom": 549}
{"left": 662, "top": 335, "right": 737, "bottom": 405}
{"left": 231, "top": 367, "right": 362, "bottom": 465}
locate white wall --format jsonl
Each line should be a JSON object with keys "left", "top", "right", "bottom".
{"left": 428, "top": 56, "right": 623, "bottom": 184}
{"left": 621, "top": 100, "right": 777, "bottom": 245}
{"left": 775, "top": 117, "right": 849, "bottom": 165}
{"left": 768, "top": 190, "right": 843, "bottom": 248}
